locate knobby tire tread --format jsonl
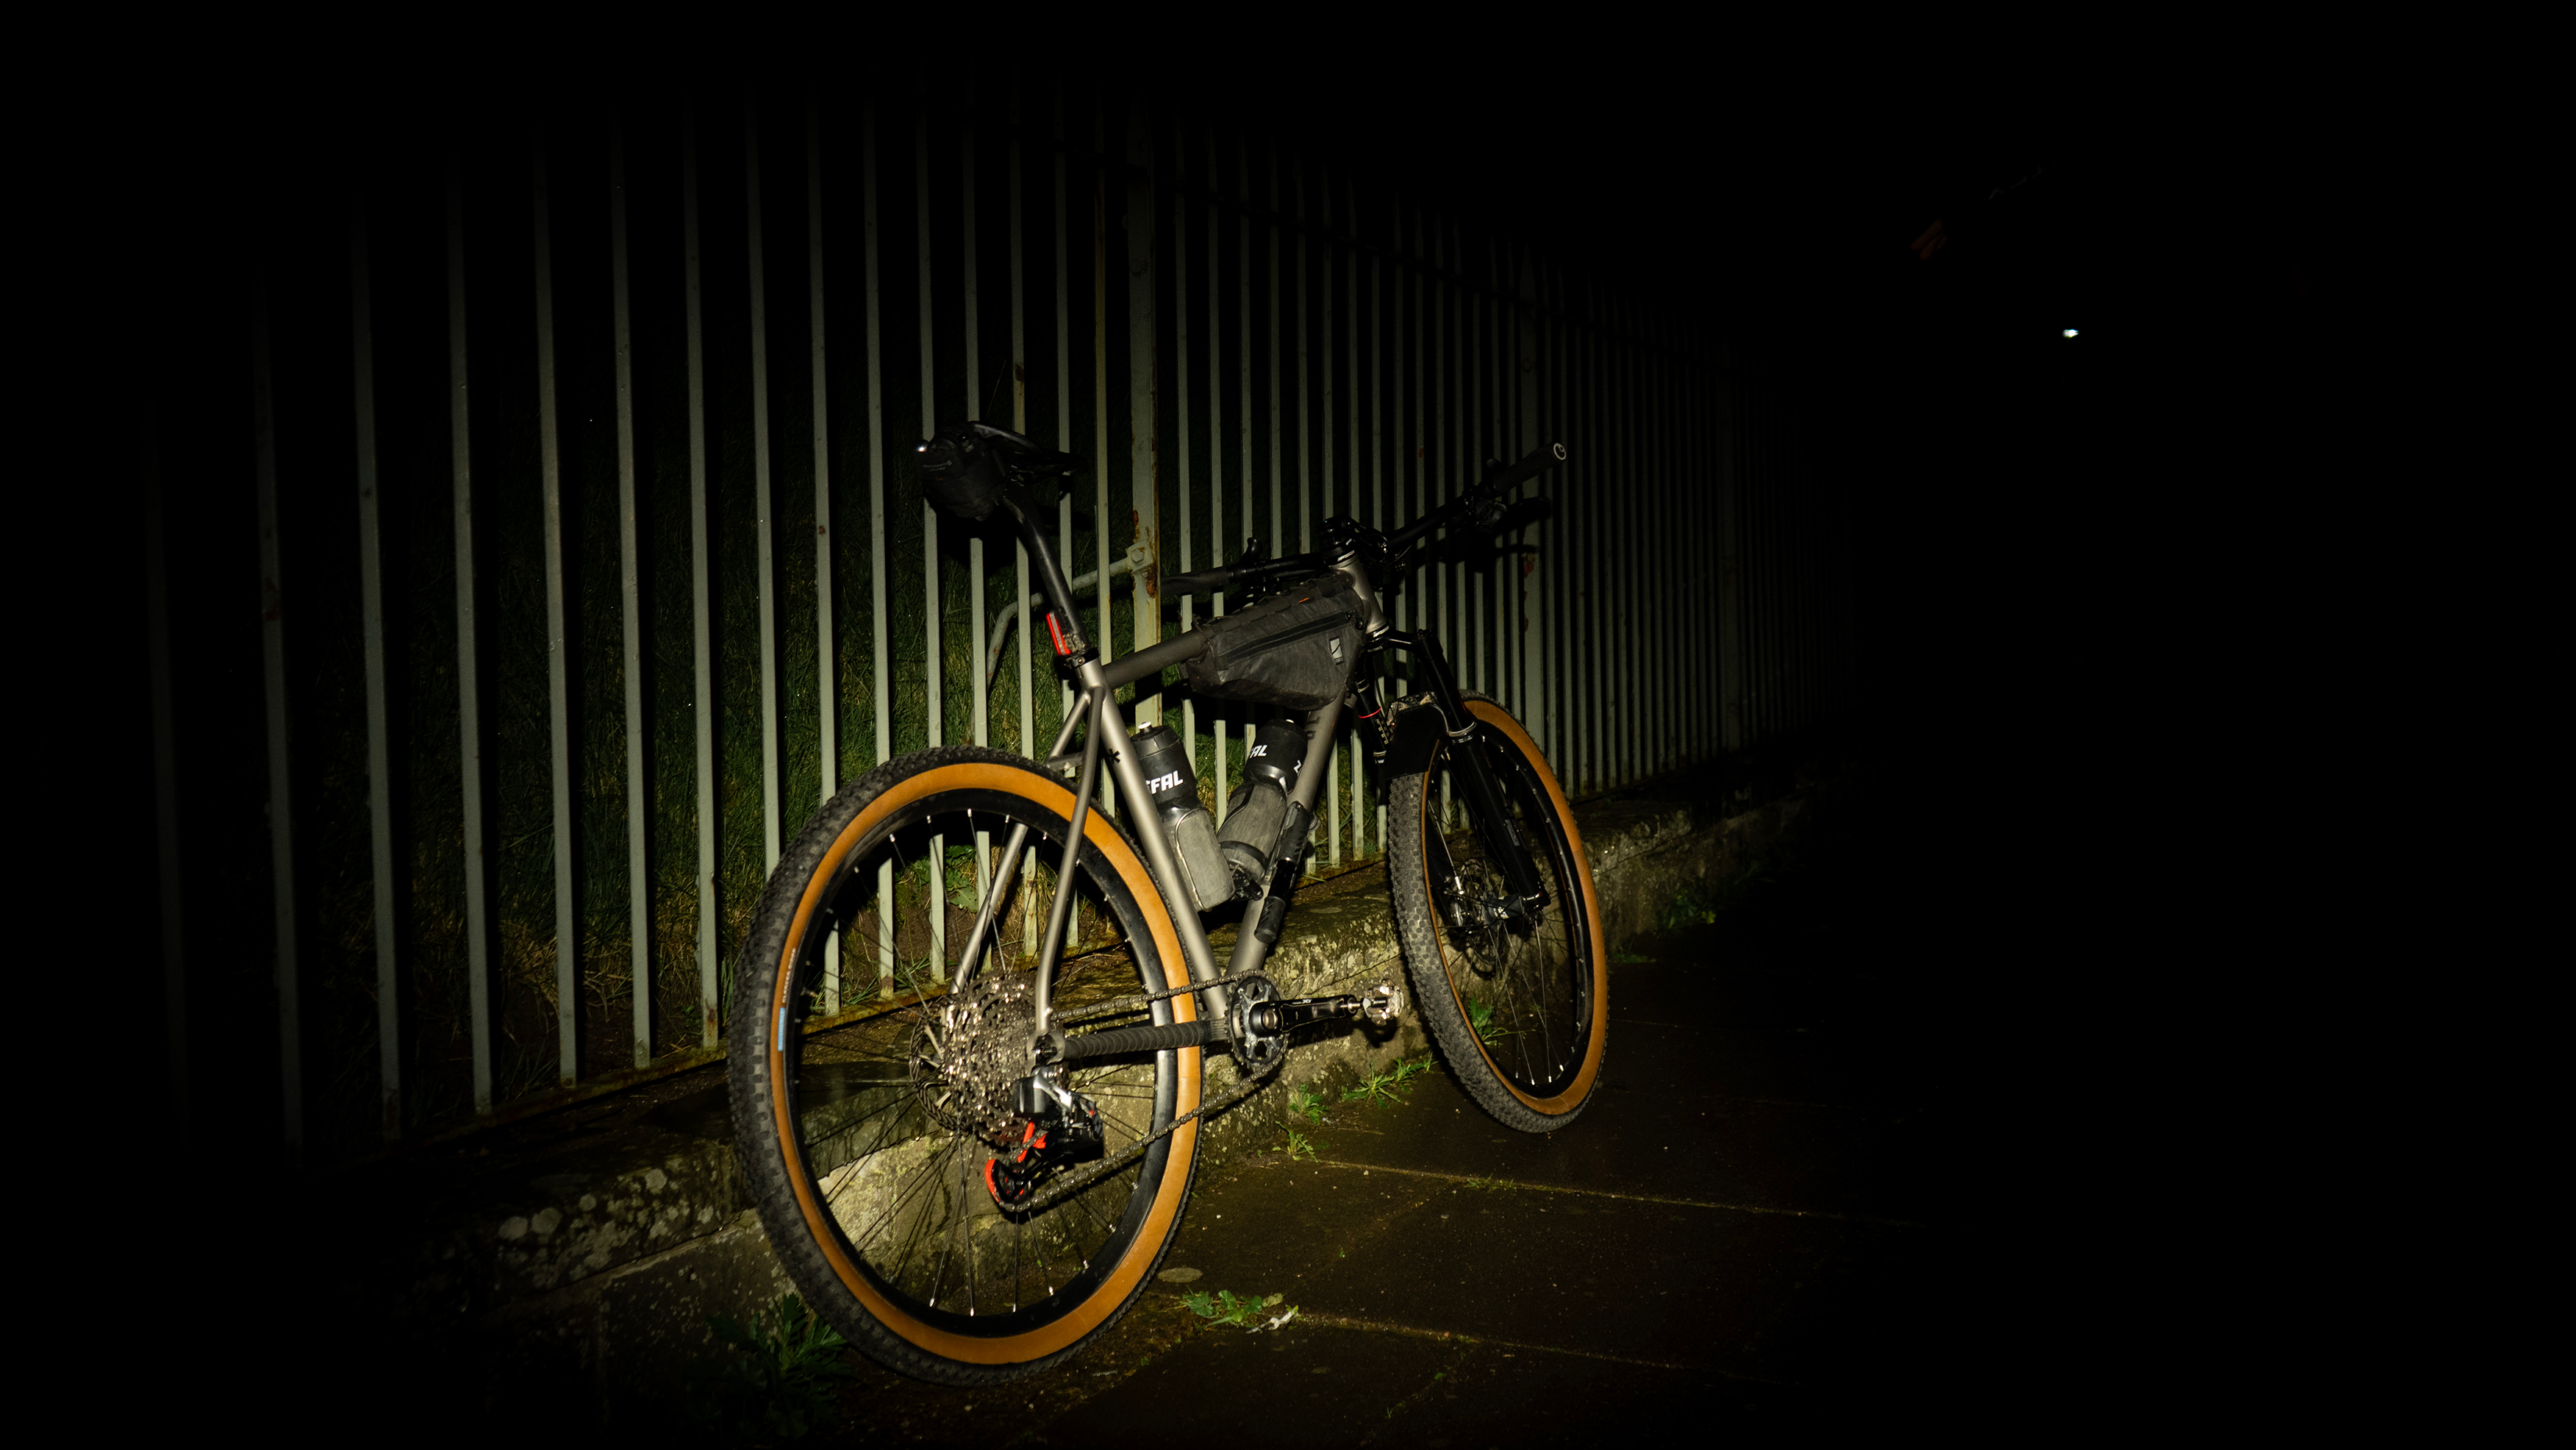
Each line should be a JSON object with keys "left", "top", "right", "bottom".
{"left": 1387, "top": 696, "right": 1606, "bottom": 1135}
{"left": 727, "top": 745, "right": 1201, "bottom": 1386}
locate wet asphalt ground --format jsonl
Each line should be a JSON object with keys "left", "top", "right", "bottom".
{"left": 811, "top": 775, "right": 2022, "bottom": 1445}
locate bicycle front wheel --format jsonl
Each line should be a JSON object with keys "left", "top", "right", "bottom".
{"left": 1387, "top": 695, "right": 1607, "bottom": 1133}
{"left": 728, "top": 746, "right": 1203, "bottom": 1385}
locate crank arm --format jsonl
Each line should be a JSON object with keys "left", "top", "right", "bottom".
{"left": 1248, "top": 982, "right": 1404, "bottom": 1035}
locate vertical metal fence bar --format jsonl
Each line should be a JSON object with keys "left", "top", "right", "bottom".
{"left": 1715, "top": 369, "right": 1734, "bottom": 751}
{"left": 1568, "top": 261, "right": 1581, "bottom": 770}
{"left": 915, "top": 114, "right": 945, "bottom": 972}
{"left": 254, "top": 283, "right": 303, "bottom": 1151}
{"left": 1576, "top": 283, "right": 1597, "bottom": 793}
{"left": 610, "top": 129, "right": 651, "bottom": 1067}
{"left": 1266, "top": 146, "right": 1282, "bottom": 622}
{"left": 1369, "top": 228, "right": 1384, "bottom": 850}
{"left": 1644, "top": 314, "right": 1660, "bottom": 775}
{"left": 1683, "top": 349, "right": 1700, "bottom": 762}
{"left": 865, "top": 107, "right": 895, "bottom": 996}
{"left": 1174, "top": 122, "right": 1195, "bottom": 799}
{"left": 533, "top": 139, "right": 578, "bottom": 1086}
{"left": 1056, "top": 96, "right": 1073, "bottom": 725}
{"left": 1584, "top": 286, "right": 1603, "bottom": 794}
{"left": 1125, "top": 103, "right": 1159, "bottom": 729}
{"left": 1314, "top": 166, "right": 1340, "bottom": 866}
{"left": 1413, "top": 200, "right": 1425, "bottom": 696}
{"left": 965, "top": 123, "right": 990, "bottom": 911}
{"left": 1237, "top": 135, "right": 1253, "bottom": 785}
{"left": 446, "top": 160, "right": 495, "bottom": 1110}
{"left": 1676, "top": 329, "right": 1690, "bottom": 765}
{"left": 1298, "top": 161, "right": 1334, "bottom": 868}
{"left": 351, "top": 196, "right": 401, "bottom": 1131}
{"left": 1529, "top": 249, "right": 1548, "bottom": 761}
{"left": 1014, "top": 106, "right": 1035, "bottom": 959}
{"left": 1486, "top": 251, "right": 1502, "bottom": 704}
{"left": 1203, "top": 126, "right": 1226, "bottom": 828}
{"left": 965, "top": 124, "right": 987, "bottom": 760}
{"left": 684, "top": 113, "right": 720, "bottom": 1044}
{"left": 748, "top": 104, "right": 782, "bottom": 876}
{"left": 1691, "top": 337, "right": 1706, "bottom": 760}
{"left": 1431, "top": 218, "right": 1450, "bottom": 824}
{"left": 1613, "top": 312, "right": 1631, "bottom": 787}
{"left": 1488, "top": 251, "right": 1502, "bottom": 711}
{"left": 1342, "top": 175, "right": 1362, "bottom": 856}
{"left": 1672, "top": 329, "right": 1686, "bottom": 765}
{"left": 1489, "top": 251, "right": 1503, "bottom": 701}
{"left": 1624, "top": 304, "right": 1638, "bottom": 783}
{"left": 1092, "top": 106, "right": 1112, "bottom": 721}
{"left": 1614, "top": 305, "right": 1629, "bottom": 782}
{"left": 809, "top": 97, "right": 839, "bottom": 1015}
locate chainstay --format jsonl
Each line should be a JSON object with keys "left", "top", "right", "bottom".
{"left": 1019, "top": 1054, "right": 1280, "bottom": 1215}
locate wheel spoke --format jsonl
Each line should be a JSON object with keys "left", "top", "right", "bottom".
{"left": 755, "top": 762, "right": 1192, "bottom": 1355}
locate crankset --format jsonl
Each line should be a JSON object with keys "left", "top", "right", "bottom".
{"left": 1231, "top": 976, "right": 1404, "bottom": 1071}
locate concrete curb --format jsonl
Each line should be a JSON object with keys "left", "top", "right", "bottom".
{"left": 363, "top": 776, "right": 1836, "bottom": 1418}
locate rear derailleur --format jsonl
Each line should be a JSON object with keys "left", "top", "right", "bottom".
{"left": 984, "top": 1073, "right": 1105, "bottom": 1208}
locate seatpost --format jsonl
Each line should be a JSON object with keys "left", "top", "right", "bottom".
{"left": 1001, "top": 485, "right": 1094, "bottom": 664}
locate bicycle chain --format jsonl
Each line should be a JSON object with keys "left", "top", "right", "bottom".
{"left": 1053, "top": 969, "right": 1267, "bottom": 1026}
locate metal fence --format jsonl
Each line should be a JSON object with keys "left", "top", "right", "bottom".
{"left": 147, "top": 87, "right": 1853, "bottom": 1163}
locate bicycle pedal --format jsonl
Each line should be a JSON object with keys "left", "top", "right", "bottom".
{"left": 1360, "top": 981, "right": 1403, "bottom": 1026}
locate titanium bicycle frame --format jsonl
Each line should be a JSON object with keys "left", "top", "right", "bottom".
{"left": 940, "top": 441, "right": 1562, "bottom": 1059}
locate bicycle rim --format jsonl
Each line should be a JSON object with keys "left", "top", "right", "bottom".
{"left": 740, "top": 753, "right": 1201, "bottom": 1376}
{"left": 1410, "top": 701, "right": 1606, "bottom": 1118}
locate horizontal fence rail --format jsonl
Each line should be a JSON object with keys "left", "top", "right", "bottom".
{"left": 147, "top": 86, "right": 1855, "bottom": 1162}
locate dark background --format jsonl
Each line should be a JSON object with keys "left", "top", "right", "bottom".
{"left": 99, "top": 49, "right": 2363, "bottom": 1162}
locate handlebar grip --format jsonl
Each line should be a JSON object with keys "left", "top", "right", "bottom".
{"left": 1161, "top": 566, "right": 1232, "bottom": 595}
{"left": 1481, "top": 441, "right": 1568, "bottom": 499}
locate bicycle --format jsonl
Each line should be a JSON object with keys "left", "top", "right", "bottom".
{"left": 726, "top": 422, "right": 1603, "bottom": 1384}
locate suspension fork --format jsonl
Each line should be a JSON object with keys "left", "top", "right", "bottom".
{"left": 1375, "top": 630, "right": 1547, "bottom": 911}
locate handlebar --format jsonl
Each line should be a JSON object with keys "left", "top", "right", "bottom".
{"left": 1389, "top": 441, "right": 1566, "bottom": 549}
{"left": 1157, "top": 441, "right": 1568, "bottom": 599}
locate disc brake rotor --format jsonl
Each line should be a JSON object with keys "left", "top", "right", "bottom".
{"left": 1441, "top": 858, "right": 1511, "bottom": 974}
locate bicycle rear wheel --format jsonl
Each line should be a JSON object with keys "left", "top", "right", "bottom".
{"left": 728, "top": 746, "right": 1203, "bottom": 1385}
{"left": 1387, "top": 695, "right": 1607, "bottom": 1133}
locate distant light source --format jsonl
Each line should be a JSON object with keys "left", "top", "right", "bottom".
{"left": 2062, "top": 328, "right": 2080, "bottom": 338}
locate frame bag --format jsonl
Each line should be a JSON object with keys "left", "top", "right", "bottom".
{"left": 1184, "top": 574, "right": 1366, "bottom": 711}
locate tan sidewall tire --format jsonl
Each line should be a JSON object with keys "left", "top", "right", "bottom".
{"left": 727, "top": 746, "right": 1201, "bottom": 1384}
{"left": 1387, "top": 698, "right": 1607, "bottom": 1132}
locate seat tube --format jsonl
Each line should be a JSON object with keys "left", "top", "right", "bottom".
{"left": 1082, "top": 677, "right": 1230, "bottom": 1022}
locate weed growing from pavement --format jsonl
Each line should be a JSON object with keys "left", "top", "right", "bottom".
{"left": 1281, "top": 1129, "right": 1320, "bottom": 1162}
{"left": 1663, "top": 854, "right": 1778, "bottom": 927}
{"left": 1343, "top": 1054, "right": 1434, "bottom": 1107}
{"left": 684, "top": 1293, "right": 851, "bottom": 1443}
{"left": 1182, "top": 1289, "right": 1298, "bottom": 1332}
{"left": 1465, "top": 999, "right": 1523, "bottom": 1049}
{"left": 1288, "top": 1085, "right": 1329, "bottom": 1124}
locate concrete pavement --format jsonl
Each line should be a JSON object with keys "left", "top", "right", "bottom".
{"left": 812, "top": 781, "right": 1975, "bottom": 1445}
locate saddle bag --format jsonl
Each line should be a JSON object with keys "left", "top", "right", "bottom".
{"left": 1183, "top": 574, "right": 1367, "bottom": 711}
